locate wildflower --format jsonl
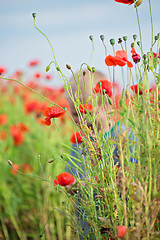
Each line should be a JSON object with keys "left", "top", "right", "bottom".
{"left": 93, "top": 80, "right": 112, "bottom": 98}
{"left": 0, "top": 114, "right": 8, "bottom": 125}
{"left": 105, "top": 50, "right": 133, "bottom": 68}
{"left": 79, "top": 103, "right": 93, "bottom": 114}
{"left": 45, "top": 74, "right": 53, "bottom": 80}
{"left": 70, "top": 131, "right": 84, "bottom": 144}
{"left": 117, "top": 226, "right": 127, "bottom": 238}
{"left": 131, "top": 47, "right": 141, "bottom": 63}
{"left": 22, "top": 163, "right": 33, "bottom": 173}
{"left": 0, "top": 66, "right": 7, "bottom": 75}
{"left": 115, "top": 0, "right": 134, "bottom": 4}
{"left": 11, "top": 163, "right": 19, "bottom": 176}
{"left": 18, "top": 122, "right": 29, "bottom": 132}
{"left": 28, "top": 59, "right": 40, "bottom": 67}
{"left": 54, "top": 172, "right": 75, "bottom": 186}
{"left": 43, "top": 106, "right": 65, "bottom": 119}
{"left": 33, "top": 72, "right": 42, "bottom": 79}
{"left": 130, "top": 84, "right": 152, "bottom": 95}
{"left": 10, "top": 125, "right": 24, "bottom": 146}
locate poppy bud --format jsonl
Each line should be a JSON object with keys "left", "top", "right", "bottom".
{"left": 92, "top": 67, "right": 95, "bottom": 73}
{"left": 107, "top": 96, "right": 112, "bottom": 105}
{"left": 46, "top": 64, "right": 50, "bottom": 72}
{"left": 83, "top": 71, "right": 86, "bottom": 76}
{"left": 100, "top": 35, "right": 105, "bottom": 41}
{"left": 143, "top": 54, "right": 147, "bottom": 60}
{"left": 137, "top": 41, "right": 141, "bottom": 46}
{"left": 87, "top": 65, "right": 92, "bottom": 72}
{"left": 119, "top": 97, "right": 125, "bottom": 108}
{"left": 133, "top": 34, "right": 137, "bottom": 40}
{"left": 131, "top": 43, "right": 134, "bottom": 48}
{"left": 155, "top": 35, "right": 158, "bottom": 41}
{"left": 32, "top": 13, "right": 36, "bottom": 19}
{"left": 66, "top": 64, "right": 71, "bottom": 70}
{"left": 110, "top": 39, "right": 115, "bottom": 45}
{"left": 134, "top": 0, "right": 143, "bottom": 8}
{"left": 89, "top": 35, "right": 93, "bottom": 41}
{"left": 98, "top": 81, "right": 102, "bottom": 87}
{"left": 123, "top": 36, "right": 127, "bottom": 41}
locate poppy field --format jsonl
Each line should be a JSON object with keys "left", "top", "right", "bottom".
{"left": 0, "top": 0, "right": 160, "bottom": 239}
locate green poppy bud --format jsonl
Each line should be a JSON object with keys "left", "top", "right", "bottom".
{"left": 123, "top": 36, "right": 127, "bottom": 41}
{"left": 87, "top": 65, "right": 92, "bottom": 72}
{"left": 100, "top": 35, "right": 105, "bottom": 41}
{"left": 137, "top": 41, "right": 141, "bottom": 46}
{"left": 133, "top": 34, "right": 137, "bottom": 40}
{"left": 32, "top": 13, "right": 36, "bottom": 19}
{"left": 155, "top": 35, "right": 158, "bottom": 41}
{"left": 110, "top": 39, "right": 115, "bottom": 45}
{"left": 107, "top": 96, "right": 112, "bottom": 105}
{"left": 89, "top": 35, "right": 93, "bottom": 41}
{"left": 46, "top": 64, "right": 50, "bottom": 72}
{"left": 98, "top": 81, "right": 102, "bottom": 87}
{"left": 131, "top": 43, "right": 134, "bottom": 48}
{"left": 92, "top": 67, "right": 96, "bottom": 73}
{"left": 143, "top": 54, "right": 147, "bottom": 60}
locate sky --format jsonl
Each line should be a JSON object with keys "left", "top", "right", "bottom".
{"left": 1, "top": 0, "right": 160, "bottom": 87}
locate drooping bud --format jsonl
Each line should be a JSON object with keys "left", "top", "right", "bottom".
{"left": 89, "top": 35, "right": 93, "bottom": 41}
{"left": 66, "top": 64, "right": 71, "bottom": 70}
{"left": 46, "top": 64, "right": 50, "bottom": 72}
{"left": 32, "top": 13, "right": 36, "bottom": 19}
{"left": 100, "top": 35, "right": 105, "bottom": 41}
{"left": 107, "top": 96, "right": 112, "bottom": 105}
{"left": 110, "top": 39, "right": 115, "bottom": 45}
{"left": 134, "top": 0, "right": 143, "bottom": 8}
{"left": 87, "top": 65, "right": 92, "bottom": 72}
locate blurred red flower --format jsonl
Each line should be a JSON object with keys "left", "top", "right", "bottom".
{"left": 43, "top": 106, "right": 65, "bottom": 119}
{"left": 11, "top": 163, "right": 19, "bottom": 176}
{"left": 22, "top": 163, "right": 33, "bottom": 173}
{"left": 18, "top": 122, "right": 29, "bottom": 132}
{"left": 33, "top": 72, "right": 42, "bottom": 79}
{"left": 105, "top": 50, "right": 133, "bottom": 68}
{"left": 54, "top": 172, "right": 75, "bottom": 186}
{"left": 117, "top": 226, "right": 127, "bottom": 238}
{"left": 131, "top": 47, "right": 141, "bottom": 63}
{"left": 45, "top": 74, "right": 53, "bottom": 80}
{"left": 93, "top": 80, "right": 112, "bottom": 97}
{"left": 28, "top": 59, "right": 40, "bottom": 67}
{"left": 10, "top": 125, "right": 24, "bottom": 146}
{"left": 115, "top": 0, "right": 134, "bottom": 4}
{"left": 79, "top": 103, "right": 93, "bottom": 114}
{"left": 70, "top": 131, "right": 84, "bottom": 144}
{"left": 0, "top": 114, "right": 8, "bottom": 125}
{"left": 0, "top": 66, "right": 7, "bottom": 75}
{"left": 131, "top": 84, "right": 152, "bottom": 95}
{"left": 0, "top": 130, "right": 7, "bottom": 141}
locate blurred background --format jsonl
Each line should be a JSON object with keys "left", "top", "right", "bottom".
{"left": 1, "top": 0, "right": 160, "bottom": 86}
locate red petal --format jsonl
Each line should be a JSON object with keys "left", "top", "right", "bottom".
{"left": 116, "top": 50, "right": 127, "bottom": 59}
{"left": 105, "top": 55, "right": 117, "bottom": 66}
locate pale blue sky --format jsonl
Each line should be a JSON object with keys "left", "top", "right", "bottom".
{"left": 1, "top": 0, "right": 160, "bottom": 86}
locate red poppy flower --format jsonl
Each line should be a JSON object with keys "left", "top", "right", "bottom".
{"left": 0, "top": 66, "right": 7, "bottom": 75}
{"left": 22, "top": 163, "right": 33, "bottom": 173}
{"left": 18, "top": 122, "right": 29, "bottom": 132}
{"left": 10, "top": 125, "right": 24, "bottom": 146}
{"left": 70, "top": 131, "right": 84, "bottom": 144}
{"left": 54, "top": 172, "right": 75, "bottom": 186}
{"left": 115, "top": 0, "right": 134, "bottom": 4}
{"left": 93, "top": 80, "right": 112, "bottom": 97}
{"left": 117, "top": 226, "right": 127, "bottom": 238}
{"left": 131, "top": 47, "right": 141, "bottom": 63}
{"left": 0, "top": 130, "right": 7, "bottom": 140}
{"left": 11, "top": 163, "right": 19, "bottom": 176}
{"left": 131, "top": 84, "right": 152, "bottom": 95}
{"left": 43, "top": 106, "right": 65, "bottom": 119}
{"left": 105, "top": 50, "right": 133, "bottom": 68}
{"left": 79, "top": 103, "right": 93, "bottom": 114}
{"left": 0, "top": 114, "right": 8, "bottom": 125}
{"left": 28, "top": 59, "right": 40, "bottom": 67}
{"left": 24, "top": 99, "right": 39, "bottom": 114}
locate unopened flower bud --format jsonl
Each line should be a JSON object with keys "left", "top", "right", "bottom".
{"left": 100, "top": 35, "right": 105, "bottom": 41}
{"left": 66, "top": 64, "right": 71, "bottom": 70}
{"left": 123, "top": 36, "right": 127, "bottom": 41}
{"left": 87, "top": 65, "right": 92, "bottom": 72}
{"left": 133, "top": 34, "right": 137, "bottom": 40}
{"left": 143, "top": 54, "right": 147, "bottom": 60}
{"left": 107, "top": 96, "right": 112, "bottom": 105}
{"left": 131, "top": 43, "right": 134, "bottom": 48}
{"left": 98, "top": 81, "right": 102, "bottom": 87}
{"left": 92, "top": 67, "right": 95, "bottom": 73}
{"left": 137, "top": 41, "right": 141, "bottom": 46}
{"left": 46, "top": 64, "right": 50, "bottom": 72}
{"left": 155, "top": 35, "right": 158, "bottom": 41}
{"left": 32, "top": 13, "right": 36, "bottom": 19}
{"left": 110, "top": 39, "right": 115, "bottom": 45}
{"left": 89, "top": 35, "right": 93, "bottom": 41}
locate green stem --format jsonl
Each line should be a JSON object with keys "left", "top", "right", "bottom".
{"left": 148, "top": 0, "right": 154, "bottom": 48}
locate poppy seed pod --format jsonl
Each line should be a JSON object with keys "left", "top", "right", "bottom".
{"left": 100, "top": 35, "right": 105, "bottom": 41}
{"left": 32, "top": 13, "right": 36, "bottom": 19}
